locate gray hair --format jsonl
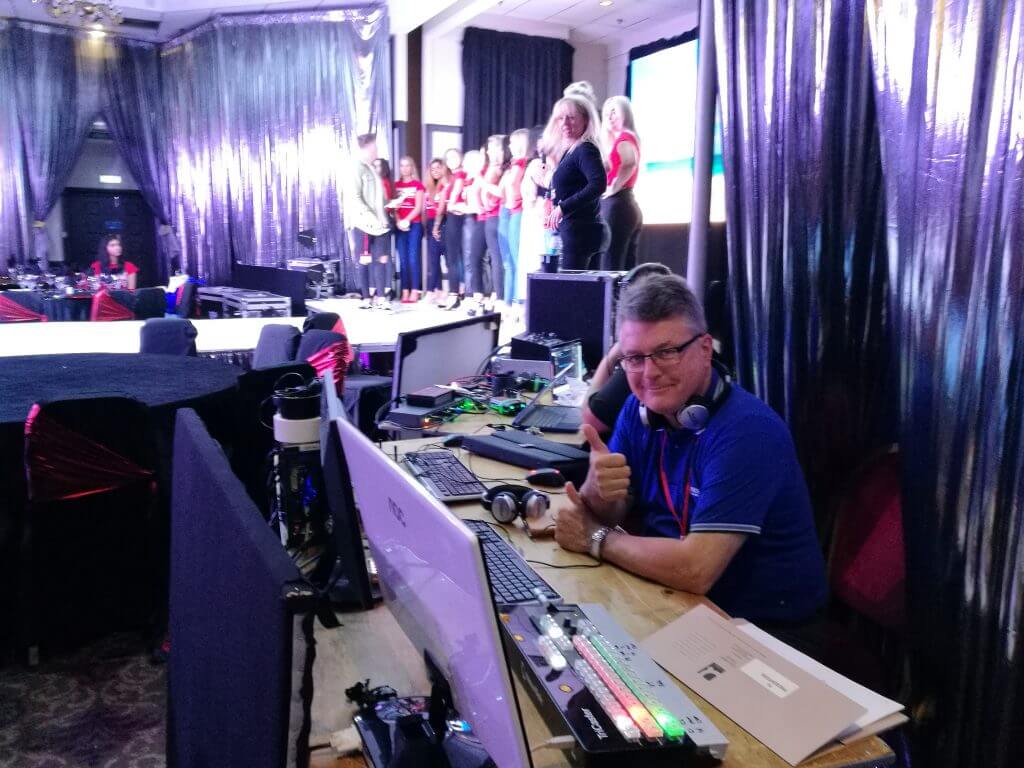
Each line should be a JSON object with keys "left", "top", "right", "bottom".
{"left": 617, "top": 274, "right": 707, "bottom": 333}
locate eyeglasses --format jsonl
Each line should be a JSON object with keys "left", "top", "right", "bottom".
{"left": 618, "top": 333, "right": 705, "bottom": 372}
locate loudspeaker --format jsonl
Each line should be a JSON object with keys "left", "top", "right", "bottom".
{"left": 525, "top": 271, "right": 625, "bottom": 372}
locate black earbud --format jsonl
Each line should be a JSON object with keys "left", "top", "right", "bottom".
{"left": 481, "top": 484, "right": 550, "bottom": 524}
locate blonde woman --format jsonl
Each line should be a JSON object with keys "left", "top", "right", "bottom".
{"left": 600, "top": 95, "right": 643, "bottom": 271}
{"left": 393, "top": 156, "right": 425, "bottom": 302}
{"left": 423, "top": 158, "right": 449, "bottom": 303}
{"left": 546, "top": 95, "right": 607, "bottom": 270}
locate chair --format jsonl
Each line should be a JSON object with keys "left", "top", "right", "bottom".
{"left": 168, "top": 408, "right": 315, "bottom": 768}
{"left": 140, "top": 318, "right": 199, "bottom": 356}
{"left": 90, "top": 288, "right": 135, "bottom": 321}
{"left": 21, "top": 397, "right": 156, "bottom": 659}
{"left": 302, "top": 311, "right": 345, "bottom": 334}
{"left": 0, "top": 292, "right": 47, "bottom": 322}
{"left": 295, "top": 329, "right": 344, "bottom": 361}
{"left": 175, "top": 281, "right": 197, "bottom": 319}
{"left": 134, "top": 287, "right": 168, "bottom": 319}
{"left": 252, "top": 324, "right": 301, "bottom": 369}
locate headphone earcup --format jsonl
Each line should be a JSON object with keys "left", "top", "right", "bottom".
{"left": 521, "top": 490, "right": 550, "bottom": 520}
{"left": 677, "top": 401, "right": 711, "bottom": 432}
{"left": 490, "top": 492, "right": 520, "bottom": 524}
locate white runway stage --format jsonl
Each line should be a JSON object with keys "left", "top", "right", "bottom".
{"left": 0, "top": 298, "right": 521, "bottom": 358}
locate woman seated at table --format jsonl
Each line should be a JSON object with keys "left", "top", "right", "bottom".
{"left": 90, "top": 235, "right": 138, "bottom": 289}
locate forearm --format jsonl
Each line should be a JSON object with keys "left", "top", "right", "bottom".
{"left": 600, "top": 533, "right": 713, "bottom": 594}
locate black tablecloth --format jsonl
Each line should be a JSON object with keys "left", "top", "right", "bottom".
{"left": 0, "top": 353, "right": 240, "bottom": 425}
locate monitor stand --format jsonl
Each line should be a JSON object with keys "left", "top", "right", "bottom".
{"left": 354, "top": 652, "right": 496, "bottom": 768}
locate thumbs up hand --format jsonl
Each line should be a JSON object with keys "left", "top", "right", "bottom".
{"left": 581, "top": 424, "right": 631, "bottom": 504}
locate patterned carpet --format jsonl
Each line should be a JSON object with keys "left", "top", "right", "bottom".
{"left": 0, "top": 634, "right": 165, "bottom": 767}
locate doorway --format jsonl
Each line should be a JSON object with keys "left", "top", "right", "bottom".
{"left": 62, "top": 188, "right": 157, "bottom": 286}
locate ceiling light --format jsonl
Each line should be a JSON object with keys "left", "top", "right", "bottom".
{"left": 99, "top": 174, "right": 122, "bottom": 184}
{"left": 599, "top": 1, "right": 613, "bottom": 6}
{"left": 32, "top": 0, "right": 124, "bottom": 27}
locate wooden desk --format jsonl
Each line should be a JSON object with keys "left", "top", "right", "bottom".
{"left": 310, "top": 438, "right": 894, "bottom": 768}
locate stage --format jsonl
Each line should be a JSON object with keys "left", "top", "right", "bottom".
{"left": 0, "top": 298, "right": 521, "bottom": 357}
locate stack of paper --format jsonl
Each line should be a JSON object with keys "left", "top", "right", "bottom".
{"left": 641, "top": 605, "right": 905, "bottom": 766}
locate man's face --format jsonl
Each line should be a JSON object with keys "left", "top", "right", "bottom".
{"left": 361, "top": 140, "right": 378, "bottom": 163}
{"left": 618, "top": 317, "right": 713, "bottom": 419}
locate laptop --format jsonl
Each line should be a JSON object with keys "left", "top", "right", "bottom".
{"left": 512, "top": 367, "right": 582, "bottom": 433}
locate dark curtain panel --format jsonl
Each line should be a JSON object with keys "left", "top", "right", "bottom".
{"left": 101, "top": 38, "right": 178, "bottom": 283}
{"left": 867, "top": 3, "right": 1024, "bottom": 767}
{"left": 462, "top": 27, "right": 573, "bottom": 151}
{"left": 713, "top": 0, "right": 892, "bottom": 519}
{"left": 162, "top": 8, "right": 391, "bottom": 285}
{"left": 12, "top": 22, "right": 100, "bottom": 265}
{"left": 0, "top": 23, "right": 28, "bottom": 270}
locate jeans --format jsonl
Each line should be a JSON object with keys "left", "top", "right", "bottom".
{"left": 599, "top": 188, "right": 643, "bottom": 271}
{"left": 352, "top": 228, "right": 391, "bottom": 298}
{"left": 443, "top": 213, "right": 465, "bottom": 293}
{"left": 498, "top": 207, "right": 521, "bottom": 303}
{"left": 483, "top": 214, "right": 503, "bottom": 299}
{"left": 425, "top": 216, "right": 444, "bottom": 291}
{"left": 395, "top": 222, "right": 423, "bottom": 291}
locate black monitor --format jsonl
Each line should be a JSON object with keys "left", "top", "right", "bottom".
{"left": 391, "top": 314, "right": 501, "bottom": 400}
{"left": 317, "top": 370, "right": 375, "bottom": 610}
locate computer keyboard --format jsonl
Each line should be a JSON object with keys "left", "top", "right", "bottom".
{"left": 463, "top": 519, "right": 562, "bottom": 605}
{"left": 403, "top": 450, "right": 488, "bottom": 502}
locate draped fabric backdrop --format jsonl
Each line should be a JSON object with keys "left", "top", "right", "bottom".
{"left": 0, "top": 23, "right": 28, "bottom": 268}
{"left": 12, "top": 23, "right": 101, "bottom": 265}
{"left": 867, "top": 3, "right": 1024, "bottom": 766}
{"left": 461, "top": 27, "right": 574, "bottom": 152}
{"left": 713, "top": 0, "right": 892, "bottom": 520}
{"left": 162, "top": 8, "right": 391, "bottom": 285}
{"left": 102, "top": 39, "right": 177, "bottom": 284}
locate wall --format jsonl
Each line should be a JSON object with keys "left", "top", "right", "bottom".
{"left": 604, "top": 9, "right": 700, "bottom": 98}
{"left": 45, "top": 138, "right": 138, "bottom": 263}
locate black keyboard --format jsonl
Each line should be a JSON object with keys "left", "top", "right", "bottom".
{"left": 463, "top": 519, "right": 562, "bottom": 605}
{"left": 404, "top": 450, "right": 488, "bottom": 502}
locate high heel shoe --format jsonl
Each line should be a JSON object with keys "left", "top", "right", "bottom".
{"left": 443, "top": 294, "right": 462, "bottom": 311}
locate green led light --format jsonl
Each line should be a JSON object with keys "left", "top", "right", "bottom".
{"left": 591, "top": 635, "right": 687, "bottom": 740}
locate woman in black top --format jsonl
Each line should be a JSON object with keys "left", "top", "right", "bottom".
{"left": 546, "top": 95, "right": 608, "bottom": 271}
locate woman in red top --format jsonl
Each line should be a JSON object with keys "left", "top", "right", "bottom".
{"left": 433, "top": 148, "right": 467, "bottom": 309}
{"left": 90, "top": 234, "right": 138, "bottom": 289}
{"left": 423, "top": 158, "right": 449, "bottom": 303}
{"left": 600, "top": 95, "right": 643, "bottom": 271}
{"left": 476, "top": 134, "right": 508, "bottom": 310}
{"left": 392, "top": 156, "right": 425, "bottom": 303}
{"left": 373, "top": 158, "right": 396, "bottom": 300}
{"left": 498, "top": 128, "right": 530, "bottom": 306}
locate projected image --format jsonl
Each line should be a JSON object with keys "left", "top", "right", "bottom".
{"left": 628, "top": 39, "right": 725, "bottom": 224}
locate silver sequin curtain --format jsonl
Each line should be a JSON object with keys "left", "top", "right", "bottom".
{"left": 161, "top": 8, "right": 391, "bottom": 285}
{"left": 713, "top": 0, "right": 893, "bottom": 517}
{"left": 0, "top": 22, "right": 28, "bottom": 269}
{"left": 867, "top": 2, "right": 1024, "bottom": 766}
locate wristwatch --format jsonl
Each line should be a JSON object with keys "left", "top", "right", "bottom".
{"left": 590, "top": 526, "right": 611, "bottom": 561}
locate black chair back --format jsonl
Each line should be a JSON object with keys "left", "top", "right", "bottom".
{"left": 134, "top": 287, "right": 168, "bottom": 319}
{"left": 140, "top": 317, "right": 198, "bottom": 356}
{"left": 253, "top": 324, "right": 301, "bottom": 369}
{"left": 295, "top": 329, "right": 344, "bottom": 361}
{"left": 176, "top": 282, "right": 197, "bottom": 318}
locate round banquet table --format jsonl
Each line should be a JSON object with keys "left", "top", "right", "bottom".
{"left": 0, "top": 353, "right": 240, "bottom": 426}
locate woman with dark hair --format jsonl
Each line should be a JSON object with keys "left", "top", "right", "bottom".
{"left": 423, "top": 158, "right": 449, "bottom": 304}
{"left": 90, "top": 234, "right": 138, "bottom": 289}
{"left": 373, "top": 158, "right": 397, "bottom": 302}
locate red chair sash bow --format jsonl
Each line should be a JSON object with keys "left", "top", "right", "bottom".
{"left": 24, "top": 404, "right": 154, "bottom": 503}
{"left": 90, "top": 288, "right": 135, "bottom": 322}
{"left": 306, "top": 339, "right": 352, "bottom": 393}
{"left": 0, "top": 294, "right": 47, "bottom": 322}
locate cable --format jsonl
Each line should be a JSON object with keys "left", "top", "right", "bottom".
{"left": 526, "top": 559, "right": 602, "bottom": 570}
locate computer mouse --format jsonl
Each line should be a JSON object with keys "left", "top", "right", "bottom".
{"left": 526, "top": 467, "right": 566, "bottom": 488}
{"left": 441, "top": 434, "right": 464, "bottom": 448}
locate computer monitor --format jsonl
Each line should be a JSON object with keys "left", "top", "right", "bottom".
{"left": 392, "top": 314, "right": 501, "bottom": 400}
{"left": 337, "top": 417, "right": 532, "bottom": 768}
{"left": 317, "top": 371, "right": 375, "bottom": 610}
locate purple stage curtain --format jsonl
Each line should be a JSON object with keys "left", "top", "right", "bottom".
{"left": 101, "top": 39, "right": 177, "bottom": 284}
{"left": 0, "top": 23, "right": 28, "bottom": 271}
{"left": 867, "top": 3, "right": 1024, "bottom": 766}
{"left": 11, "top": 22, "right": 100, "bottom": 266}
{"left": 161, "top": 8, "right": 391, "bottom": 286}
{"left": 713, "top": 0, "right": 893, "bottom": 523}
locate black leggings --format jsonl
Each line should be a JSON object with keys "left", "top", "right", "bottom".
{"left": 443, "top": 214, "right": 465, "bottom": 292}
{"left": 464, "top": 215, "right": 487, "bottom": 295}
{"left": 599, "top": 188, "right": 643, "bottom": 271}
{"left": 558, "top": 218, "right": 608, "bottom": 271}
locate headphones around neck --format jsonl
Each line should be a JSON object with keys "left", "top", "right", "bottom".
{"left": 638, "top": 358, "right": 733, "bottom": 433}
{"left": 481, "top": 485, "right": 550, "bottom": 525}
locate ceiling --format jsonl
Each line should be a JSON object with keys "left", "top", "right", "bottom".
{"left": 0, "top": 0, "right": 697, "bottom": 42}
{"left": 488, "top": 0, "right": 694, "bottom": 43}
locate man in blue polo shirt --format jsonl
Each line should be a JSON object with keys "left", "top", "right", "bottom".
{"left": 554, "top": 274, "right": 827, "bottom": 624}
